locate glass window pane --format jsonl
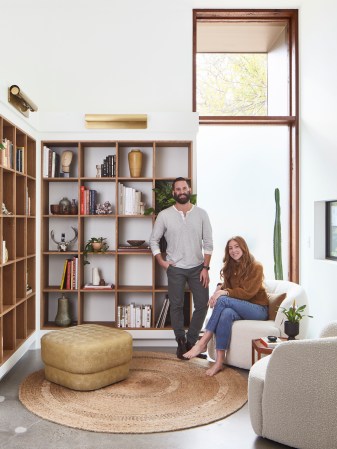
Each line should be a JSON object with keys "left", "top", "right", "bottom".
{"left": 196, "top": 125, "right": 289, "bottom": 280}
{"left": 327, "top": 201, "right": 337, "bottom": 259}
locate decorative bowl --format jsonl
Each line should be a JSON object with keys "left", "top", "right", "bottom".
{"left": 127, "top": 239, "right": 146, "bottom": 247}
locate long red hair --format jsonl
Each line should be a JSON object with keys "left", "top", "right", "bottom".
{"left": 220, "top": 236, "right": 255, "bottom": 287}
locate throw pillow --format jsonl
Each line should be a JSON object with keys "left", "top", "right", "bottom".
{"left": 267, "top": 293, "right": 287, "bottom": 320}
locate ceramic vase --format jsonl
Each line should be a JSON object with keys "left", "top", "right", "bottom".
{"left": 92, "top": 242, "right": 102, "bottom": 252}
{"left": 55, "top": 294, "right": 71, "bottom": 327}
{"left": 92, "top": 267, "right": 100, "bottom": 285}
{"left": 128, "top": 149, "right": 143, "bottom": 177}
{"left": 284, "top": 320, "right": 299, "bottom": 340}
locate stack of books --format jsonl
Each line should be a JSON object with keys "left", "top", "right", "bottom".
{"left": 80, "top": 186, "right": 97, "bottom": 215}
{"left": 259, "top": 336, "right": 284, "bottom": 348}
{"left": 60, "top": 256, "right": 79, "bottom": 290}
{"left": 117, "top": 304, "right": 152, "bottom": 328}
{"left": 118, "top": 183, "right": 143, "bottom": 215}
{"left": 155, "top": 295, "right": 170, "bottom": 328}
{"left": 83, "top": 283, "right": 114, "bottom": 290}
{"left": 43, "top": 146, "right": 60, "bottom": 178}
{"left": 100, "top": 154, "right": 115, "bottom": 177}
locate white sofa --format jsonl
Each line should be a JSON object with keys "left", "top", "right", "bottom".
{"left": 248, "top": 321, "right": 337, "bottom": 449}
{"left": 207, "top": 280, "right": 309, "bottom": 369}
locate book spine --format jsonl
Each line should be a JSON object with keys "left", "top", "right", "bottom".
{"left": 80, "top": 186, "right": 85, "bottom": 215}
{"left": 65, "top": 260, "right": 72, "bottom": 289}
{"left": 60, "top": 259, "right": 68, "bottom": 289}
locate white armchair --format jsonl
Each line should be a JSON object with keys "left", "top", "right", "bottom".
{"left": 207, "top": 280, "right": 309, "bottom": 369}
{"left": 248, "top": 321, "right": 337, "bottom": 449}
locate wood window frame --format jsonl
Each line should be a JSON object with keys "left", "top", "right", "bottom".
{"left": 193, "top": 9, "right": 299, "bottom": 282}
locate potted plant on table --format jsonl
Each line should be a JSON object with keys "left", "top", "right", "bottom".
{"left": 83, "top": 237, "right": 109, "bottom": 265}
{"left": 278, "top": 300, "right": 313, "bottom": 340}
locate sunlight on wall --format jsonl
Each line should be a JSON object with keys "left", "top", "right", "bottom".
{"left": 196, "top": 125, "right": 289, "bottom": 286}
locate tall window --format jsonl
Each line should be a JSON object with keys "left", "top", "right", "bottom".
{"left": 193, "top": 10, "right": 299, "bottom": 281}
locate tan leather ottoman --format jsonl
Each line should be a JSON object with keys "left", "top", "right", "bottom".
{"left": 41, "top": 324, "right": 133, "bottom": 391}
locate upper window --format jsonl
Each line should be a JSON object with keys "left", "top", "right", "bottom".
{"left": 194, "top": 11, "right": 295, "bottom": 118}
{"left": 197, "top": 53, "right": 267, "bottom": 115}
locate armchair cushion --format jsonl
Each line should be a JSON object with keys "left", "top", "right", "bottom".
{"left": 267, "top": 292, "right": 286, "bottom": 320}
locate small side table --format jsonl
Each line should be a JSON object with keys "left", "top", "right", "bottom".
{"left": 252, "top": 338, "right": 287, "bottom": 365}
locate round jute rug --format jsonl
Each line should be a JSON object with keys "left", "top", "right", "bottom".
{"left": 19, "top": 351, "right": 247, "bottom": 434}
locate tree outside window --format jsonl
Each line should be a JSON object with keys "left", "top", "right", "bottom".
{"left": 197, "top": 53, "right": 267, "bottom": 116}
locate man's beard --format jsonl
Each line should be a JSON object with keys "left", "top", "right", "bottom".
{"left": 173, "top": 192, "right": 191, "bottom": 204}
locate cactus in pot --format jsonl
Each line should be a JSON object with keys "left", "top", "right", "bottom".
{"left": 273, "top": 188, "right": 283, "bottom": 280}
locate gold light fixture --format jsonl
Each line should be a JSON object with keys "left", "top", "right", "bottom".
{"left": 85, "top": 114, "right": 147, "bottom": 129}
{"left": 8, "top": 85, "right": 38, "bottom": 117}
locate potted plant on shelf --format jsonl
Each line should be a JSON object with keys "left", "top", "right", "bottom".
{"left": 83, "top": 237, "right": 109, "bottom": 265}
{"left": 278, "top": 300, "right": 313, "bottom": 340}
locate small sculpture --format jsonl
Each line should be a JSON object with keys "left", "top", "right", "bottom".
{"left": 2, "top": 202, "right": 13, "bottom": 215}
{"left": 96, "top": 201, "right": 113, "bottom": 215}
{"left": 51, "top": 227, "right": 78, "bottom": 251}
{"left": 61, "top": 150, "right": 73, "bottom": 177}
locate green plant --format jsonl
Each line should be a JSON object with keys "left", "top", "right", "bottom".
{"left": 144, "top": 180, "right": 197, "bottom": 215}
{"left": 278, "top": 300, "right": 313, "bottom": 323}
{"left": 83, "top": 237, "right": 108, "bottom": 265}
{"left": 273, "top": 187, "right": 283, "bottom": 280}
{"left": 0, "top": 142, "right": 5, "bottom": 151}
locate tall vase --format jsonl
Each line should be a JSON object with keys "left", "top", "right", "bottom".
{"left": 55, "top": 294, "right": 71, "bottom": 327}
{"left": 284, "top": 320, "right": 299, "bottom": 340}
{"left": 128, "top": 149, "right": 143, "bottom": 177}
{"left": 92, "top": 267, "right": 100, "bottom": 285}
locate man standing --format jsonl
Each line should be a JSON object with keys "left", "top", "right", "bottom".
{"left": 149, "top": 177, "right": 213, "bottom": 359}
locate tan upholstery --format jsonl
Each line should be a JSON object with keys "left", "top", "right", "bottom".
{"left": 41, "top": 324, "right": 133, "bottom": 391}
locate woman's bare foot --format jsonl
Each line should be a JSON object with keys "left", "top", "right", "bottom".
{"left": 205, "top": 362, "right": 224, "bottom": 376}
{"left": 183, "top": 342, "right": 207, "bottom": 359}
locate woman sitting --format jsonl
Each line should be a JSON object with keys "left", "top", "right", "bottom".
{"left": 184, "top": 236, "right": 269, "bottom": 376}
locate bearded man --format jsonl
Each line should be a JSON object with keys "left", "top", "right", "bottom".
{"left": 149, "top": 177, "right": 213, "bottom": 359}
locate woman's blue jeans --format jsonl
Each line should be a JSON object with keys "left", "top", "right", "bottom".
{"left": 206, "top": 296, "right": 268, "bottom": 350}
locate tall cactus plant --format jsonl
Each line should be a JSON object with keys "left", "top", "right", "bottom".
{"left": 273, "top": 188, "right": 283, "bottom": 280}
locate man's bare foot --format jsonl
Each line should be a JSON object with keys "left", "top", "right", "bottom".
{"left": 183, "top": 342, "right": 207, "bottom": 359}
{"left": 205, "top": 363, "right": 224, "bottom": 376}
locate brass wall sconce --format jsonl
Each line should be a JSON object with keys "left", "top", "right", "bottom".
{"left": 8, "top": 85, "right": 38, "bottom": 117}
{"left": 85, "top": 114, "right": 147, "bottom": 129}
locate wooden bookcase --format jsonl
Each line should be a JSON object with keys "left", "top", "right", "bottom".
{"left": 0, "top": 114, "right": 36, "bottom": 366}
{"left": 41, "top": 140, "right": 193, "bottom": 333}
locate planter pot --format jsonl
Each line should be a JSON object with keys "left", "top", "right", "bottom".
{"left": 128, "top": 149, "right": 143, "bottom": 177}
{"left": 92, "top": 242, "right": 103, "bottom": 251}
{"left": 284, "top": 320, "right": 299, "bottom": 340}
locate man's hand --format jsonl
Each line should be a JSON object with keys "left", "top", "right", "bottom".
{"left": 200, "top": 268, "right": 210, "bottom": 288}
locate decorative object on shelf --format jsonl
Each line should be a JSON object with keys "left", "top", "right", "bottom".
{"left": 58, "top": 196, "right": 71, "bottom": 214}
{"left": 8, "top": 84, "right": 38, "bottom": 117}
{"left": 2, "top": 202, "right": 13, "bottom": 215}
{"left": 26, "top": 270, "right": 33, "bottom": 295}
{"left": 273, "top": 187, "right": 283, "bottom": 280}
{"left": 50, "top": 204, "right": 60, "bottom": 215}
{"left": 61, "top": 151, "right": 73, "bottom": 178}
{"left": 51, "top": 227, "right": 78, "bottom": 252}
{"left": 2, "top": 241, "right": 9, "bottom": 263}
{"left": 92, "top": 267, "right": 101, "bottom": 286}
{"left": 84, "top": 237, "right": 109, "bottom": 265}
{"left": 126, "top": 239, "right": 146, "bottom": 247}
{"left": 96, "top": 164, "right": 101, "bottom": 178}
{"left": 278, "top": 300, "right": 313, "bottom": 340}
{"left": 139, "top": 202, "right": 145, "bottom": 215}
{"left": 99, "top": 279, "right": 106, "bottom": 286}
{"left": 55, "top": 294, "right": 71, "bottom": 327}
{"left": 70, "top": 199, "right": 78, "bottom": 215}
{"left": 144, "top": 180, "right": 197, "bottom": 215}
{"left": 96, "top": 201, "right": 113, "bottom": 215}
{"left": 128, "top": 149, "right": 143, "bottom": 177}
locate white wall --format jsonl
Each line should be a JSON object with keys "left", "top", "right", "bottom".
{"left": 1, "top": 0, "right": 337, "bottom": 339}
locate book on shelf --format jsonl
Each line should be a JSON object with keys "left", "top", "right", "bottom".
{"left": 259, "top": 337, "right": 284, "bottom": 348}
{"left": 117, "top": 244, "right": 150, "bottom": 251}
{"left": 155, "top": 295, "right": 170, "bottom": 328}
{"left": 60, "top": 256, "right": 78, "bottom": 290}
{"left": 83, "top": 283, "right": 114, "bottom": 290}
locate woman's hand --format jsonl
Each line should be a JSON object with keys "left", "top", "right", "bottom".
{"left": 208, "top": 289, "right": 229, "bottom": 308}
